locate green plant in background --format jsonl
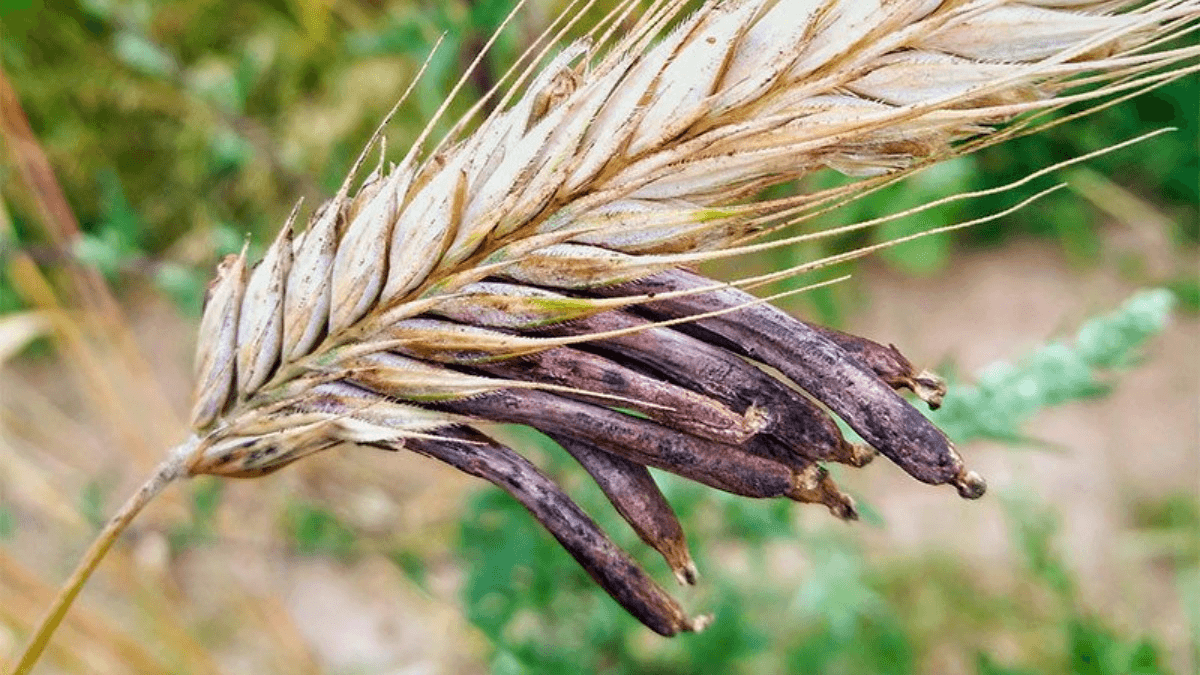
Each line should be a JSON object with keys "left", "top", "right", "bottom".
{"left": 283, "top": 500, "right": 359, "bottom": 561}
{"left": 166, "top": 478, "right": 223, "bottom": 553}
{"left": 984, "top": 491, "right": 1176, "bottom": 675}
{"left": 455, "top": 289, "right": 1184, "bottom": 674}
{"left": 930, "top": 289, "right": 1176, "bottom": 445}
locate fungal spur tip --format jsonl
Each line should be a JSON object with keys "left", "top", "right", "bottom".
{"left": 911, "top": 369, "right": 947, "bottom": 409}
{"left": 953, "top": 470, "right": 987, "bottom": 500}
{"left": 674, "top": 558, "right": 700, "bottom": 587}
{"left": 688, "top": 613, "right": 715, "bottom": 633}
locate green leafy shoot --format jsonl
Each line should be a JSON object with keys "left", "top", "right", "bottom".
{"left": 931, "top": 289, "right": 1175, "bottom": 444}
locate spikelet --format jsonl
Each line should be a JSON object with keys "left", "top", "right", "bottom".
{"left": 14, "top": 1, "right": 1199, "bottom": 670}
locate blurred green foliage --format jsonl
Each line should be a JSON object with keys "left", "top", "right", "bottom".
{"left": 0, "top": 503, "right": 15, "bottom": 540}
{"left": 283, "top": 499, "right": 359, "bottom": 560}
{"left": 77, "top": 478, "right": 110, "bottom": 531}
{"left": 167, "top": 477, "right": 223, "bottom": 552}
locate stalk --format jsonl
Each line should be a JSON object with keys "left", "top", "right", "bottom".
{"left": 9, "top": 439, "right": 196, "bottom": 675}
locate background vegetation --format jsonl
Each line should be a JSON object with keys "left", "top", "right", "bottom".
{"left": 1, "top": 1, "right": 1196, "bottom": 673}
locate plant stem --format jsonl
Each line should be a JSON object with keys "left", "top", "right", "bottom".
{"left": 9, "top": 438, "right": 196, "bottom": 675}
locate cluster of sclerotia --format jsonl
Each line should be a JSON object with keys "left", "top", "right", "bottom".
{"left": 190, "top": 251, "right": 985, "bottom": 635}
{"left": 420, "top": 269, "right": 984, "bottom": 635}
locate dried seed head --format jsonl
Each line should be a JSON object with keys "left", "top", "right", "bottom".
{"left": 178, "top": 0, "right": 1198, "bottom": 636}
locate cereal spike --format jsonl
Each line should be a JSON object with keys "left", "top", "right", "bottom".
{"left": 196, "top": 0, "right": 1196, "bottom": 456}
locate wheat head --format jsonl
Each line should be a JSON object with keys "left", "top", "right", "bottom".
{"left": 13, "top": 0, "right": 1200, "bottom": 670}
